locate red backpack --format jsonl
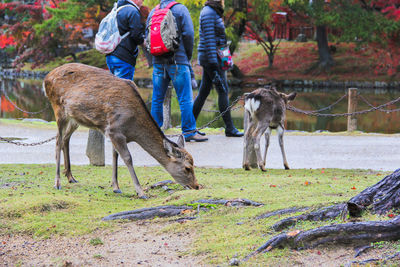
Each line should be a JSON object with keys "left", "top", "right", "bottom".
{"left": 145, "top": 1, "right": 180, "bottom": 56}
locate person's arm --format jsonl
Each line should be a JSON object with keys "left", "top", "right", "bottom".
{"left": 201, "top": 8, "right": 219, "bottom": 66}
{"left": 127, "top": 7, "right": 144, "bottom": 45}
{"left": 180, "top": 5, "right": 194, "bottom": 61}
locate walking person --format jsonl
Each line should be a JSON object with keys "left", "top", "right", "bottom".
{"left": 193, "top": 0, "right": 243, "bottom": 137}
{"left": 146, "top": 0, "right": 207, "bottom": 142}
{"left": 106, "top": 0, "right": 145, "bottom": 80}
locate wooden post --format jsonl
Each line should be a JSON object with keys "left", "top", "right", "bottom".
{"left": 242, "top": 93, "right": 258, "bottom": 168}
{"left": 86, "top": 129, "right": 105, "bottom": 166}
{"left": 161, "top": 87, "right": 172, "bottom": 131}
{"left": 347, "top": 88, "right": 358, "bottom": 132}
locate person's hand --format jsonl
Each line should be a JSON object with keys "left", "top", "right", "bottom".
{"left": 191, "top": 78, "right": 198, "bottom": 89}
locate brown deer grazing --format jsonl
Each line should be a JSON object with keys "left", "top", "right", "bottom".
{"left": 243, "top": 87, "right": 296, "bottom": 171}
{"left": 44, "top": 63, "right": 199, "bottom": 198}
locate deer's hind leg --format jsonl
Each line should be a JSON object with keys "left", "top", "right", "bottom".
{"left": 62, "top": 119, "right": 79, "bottom": 183}
{"left": 252, "top": 122, "right": 270, "bottom": 172}
{"left": 277, "top": 125, "right": 290, "bottom": 170}
{"left": 263, "top": 127, "right": 272, "bottom": 168}
{"left": 243, "top": 117, "right": 256, "bottom": 170}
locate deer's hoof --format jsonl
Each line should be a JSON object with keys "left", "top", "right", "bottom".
{"left": 54, "top": 185, "right": 62, "bottom": 190}
{"left": 139, "top": 194, "right": 149, "bottom": 200}
{"left": 259, "top": 165, "right": 267, "bottom": 172}
{"left": 113, "top": 189, "right": 122, "bottom": 194}
{"left": 284, "top": 164, "right": 290, "bottom": 170}
{"left": 243, "top": 164, "right": 250, "bottom": 171}
{"left": 68, "top": 178, "right": 78, "bottom": 183}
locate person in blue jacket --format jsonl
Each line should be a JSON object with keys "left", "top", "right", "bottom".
{"left": 146, "top": 0, "right": 207, "bottom": 142}
{"left": 106, "top": 0, "right": 144, "bottom": 80}
{"left": 193, "top": 0, "right": 243, "bottom": 137}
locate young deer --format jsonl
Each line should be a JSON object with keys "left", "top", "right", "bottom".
{"left": 44, "top": 63, "right": 199, "bottom": 198}
{"left": 243, "top": 87, "right": 296, "bottom": 171}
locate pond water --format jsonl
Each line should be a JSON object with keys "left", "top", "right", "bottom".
{"left": 2, "top": 77, "right": 400, "bottom": 134}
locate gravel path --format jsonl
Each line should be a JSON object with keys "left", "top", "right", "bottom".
{"left": 1, "top": 122, "right": 400, "bottom": 171}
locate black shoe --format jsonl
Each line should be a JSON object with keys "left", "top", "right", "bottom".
{"left": 197, "top": 130, "right": 206, "bottom": 136}
{"left": 185, "top": 133, "right": 208, "bottom": 142}
{"left": 225, "top": 129, "right": 244, "bottom": 137}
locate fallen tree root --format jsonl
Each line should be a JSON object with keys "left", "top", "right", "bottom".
{"left": 102, "top": 198, "right": 263, "bottom": 221}
{"left": 242, "top": 169, "right": 400, "bottom": 263}
{"left": 347, "top": 168, "right": 400, "bottom": 216}
{"left": 350, "top": 251, "right": 400, "bottom": 265}
{"left": 255, "top": 207, "right": 310, "bottom": 220}
{"left": 244, "top": 216, "right": 400, "bottom": 261}
{"left": 193, "top": 198, "right": 263, "bottom": 207}
{"left": 272, "top": 204, "right": 345, "bottom": 231}
{"left": 102, "top": 205, "right": 200, "bottom": 221}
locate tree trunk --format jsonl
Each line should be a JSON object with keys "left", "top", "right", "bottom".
{"left": 316, "top": 25, "right": 334, "bottom": 69}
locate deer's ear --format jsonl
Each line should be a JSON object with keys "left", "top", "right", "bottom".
{"left": 163, "top": 140, "right": 182, "bottom": 159}
{"left": 163, "top": 140, "right": 175, "bottom": 157}
{"left": 177, "top": 135, "right": 185, "bottom": 148}
{"left": 287, "top": 92, "right": 297, "bottom": 101}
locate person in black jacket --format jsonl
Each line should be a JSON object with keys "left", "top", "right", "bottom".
{"left": 106, "top": 0, "right": 144, "bottom": 80}
{"left": 193, "top": 0, "right": 243, "bottom": 137}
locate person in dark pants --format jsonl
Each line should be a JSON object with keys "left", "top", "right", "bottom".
{"left": 146, "top": 0, "right": 207, "bottom": 142}
{"left": 193, "top": 0, "right": 243, "bottom": 137}
{"left": 106, "top": 0, "right": 144, "bottom": 80}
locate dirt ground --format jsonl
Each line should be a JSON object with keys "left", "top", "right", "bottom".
{"left": 1, "top": 220, "right": 400, "bottom": 267}
{"left": 0, "top": 221, "right": 203, "bottom": 267}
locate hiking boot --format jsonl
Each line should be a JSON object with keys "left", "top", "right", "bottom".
{"left": 197, "top": 130, "right": 206, "bottom": 136}
{"left": 225, "top": 129, "right": 244, "bottom": 137}
{"left": 185, "top": 133, "right": 208, "bottom": 142}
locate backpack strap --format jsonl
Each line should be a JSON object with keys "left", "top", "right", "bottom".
{"left": 156, "top": 1, "right": 179, "bottom": 10}
{"left": 116, "top": 1, "right": 139, "bottom": 13}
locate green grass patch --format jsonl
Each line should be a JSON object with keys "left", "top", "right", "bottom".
{"left": 0, "top": 164, "right": 390, "bottom": 265}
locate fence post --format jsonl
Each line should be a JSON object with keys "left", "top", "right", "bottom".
{"left": 161, "top": 87, "right": 172, "bottom": 130}
{"left": 86, "top": 129, "right": 105, "bottom": 166}
{"left": 347, "top": 88, "right": 358, "bottom": 132}
{"left": 242, "top": 93, "right": 258, "bottom": 168}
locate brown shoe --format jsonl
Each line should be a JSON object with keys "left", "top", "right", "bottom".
{"left": 185, "top": 133, "right": 208, "bottom": 142}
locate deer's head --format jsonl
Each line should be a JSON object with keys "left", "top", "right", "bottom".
{"left": 163, "top": 136, "right": 200, "bottom": 190}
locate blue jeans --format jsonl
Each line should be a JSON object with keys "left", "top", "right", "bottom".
{"left": 151, "top": 64, "right": 196, "bottom": 137}
{"left": 106, "top": 55, "right": 135, "bottom": 80}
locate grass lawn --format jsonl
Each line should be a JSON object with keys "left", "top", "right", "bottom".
{"left": 0, "top": 164, "right": 397, "bottom": 265}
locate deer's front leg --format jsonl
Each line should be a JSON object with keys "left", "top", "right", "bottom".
{"left": 109, "top": 133, "right": 147, "bottom": 199}
{"left": 277, "top": 125, "right": 290, "bottom": 170}
{"left": 112, "top": 147, "right": 122, "bottom": 193}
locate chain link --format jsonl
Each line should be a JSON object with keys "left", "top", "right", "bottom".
{"left": 287, "top": 96, "right": 400, "bottom": 117}
{"left": 358, "top": 94, "right": 400, "bottom": 113}
{"left": 306, "top": 93, "right": 348, "bottom": 113}
{"left": 1, "top": 87, "right": 50, "bottom": 115}
{"left": 0, "top": 136, "right": 56, "bottom": 146}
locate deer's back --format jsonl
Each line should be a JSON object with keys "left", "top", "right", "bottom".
{"left": 245, "top": 88, "right": 287, "bottom": 127}
{"left": 44, "top": 63, "right": 149, "bottom": 132}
